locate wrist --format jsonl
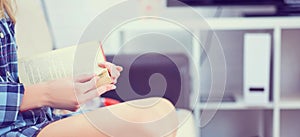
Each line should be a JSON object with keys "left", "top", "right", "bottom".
{"left": 21, "top": 83, "right": 50, "bottom": 111}
{"left": 38, "top": 82, "right": 51, "bottom": 107}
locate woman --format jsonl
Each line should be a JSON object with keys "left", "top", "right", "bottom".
{"left": 0, "top": 0, "right": 178, "bottom": 137}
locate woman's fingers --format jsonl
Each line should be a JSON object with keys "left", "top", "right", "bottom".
{"left": 74, "top": 74, "right": 95, "bottom": 83}
{"left": 78, "top": 84, "right": 116, "bottom": 104}
{"left": 77, "top": 88, "right": 99, "bottom": 104}
{"left": 76, "top": 76, "right": 99, "bottom": 94}
{"left": 110, "top": 69, "right": 120, "bottom": 80}
{"left": 98, "top": 62, "right": 123, "bottom": 72}
{"left": 73, "top": 62, "right": 122, "bottom": 104}
{"left": 116, "top": 66, "right": 123, "bottom": 71}
{"left": 98, "top": 62, "right": 106, "bottom": 68}
{"left": 98, "top": 84, "right": 116, "bottom": 95}
{"left": 98, "top": 62, "right": 122, "bottom": 84}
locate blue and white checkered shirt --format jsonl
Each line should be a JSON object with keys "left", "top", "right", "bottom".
{"left": 0, "top": 18, "right": 56, "bottom": 137}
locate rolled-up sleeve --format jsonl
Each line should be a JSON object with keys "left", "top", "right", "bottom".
{"left": 0, "top": 82, "right": 24, "bottom": 127}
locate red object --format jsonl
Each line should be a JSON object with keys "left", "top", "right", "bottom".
{"left": 103, "top": 98, "right": 120, "bottom": 106}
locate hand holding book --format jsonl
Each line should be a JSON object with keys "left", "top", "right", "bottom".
{"left": 19, "top": 41, "right": 123, "bottom": 113}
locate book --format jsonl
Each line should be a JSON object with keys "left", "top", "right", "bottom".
{"left": 18, "top": 41, "right": 112, "bottom": 86}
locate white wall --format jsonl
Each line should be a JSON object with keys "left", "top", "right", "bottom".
{"left": 14, "top": 0, "right": 276, "bottom": 56}
{"left": 43, "top": 0, "right": 125, "bottom": 48}
{"left": 15, "top": 0, "right": 53, "bottom": 58}
{"left": 42, "top": 0, "right": 275, "bottom": 49}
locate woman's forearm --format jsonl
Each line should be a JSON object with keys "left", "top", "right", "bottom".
{"left": 19, "top": 75, "right": 117, "bottom": 112}
{"left": 20, "top": 83, "right": 49, "bottom": 112}
{"left": 19, "top": 63, "right": 122, "bottom": 112}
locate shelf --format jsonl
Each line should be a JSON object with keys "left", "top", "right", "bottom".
{"left": 280, "top": 29, "right": 300, "bottom": 110}
{"left": 118, "top": 17, "right": 300, "bottom": 31}
{"left": 116, "top": 17, "right": 300, "bottom": 137}
{"left": 196, "top": 93, "right": 274, "bottom": 110}
{"left": 279, "top": 96, "right": 300, "bottom": 110}
{"left": 196, "top": 102, "right": 274, "bottom": 110}
{"left": 203, "top": 17, "right": 300, "bottom": 30}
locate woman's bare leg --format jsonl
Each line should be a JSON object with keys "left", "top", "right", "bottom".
{"left": 37, "top": 97, "right": 178, "bottom": 137}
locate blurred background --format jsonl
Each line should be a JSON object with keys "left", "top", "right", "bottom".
{"left": 15, "top": 0, "right": 278, "bottom": 56}
{"left": 14, "top": 0, "right": 300, "bottom": 137}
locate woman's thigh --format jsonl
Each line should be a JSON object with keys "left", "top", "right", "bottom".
{"left": 37, "top": 97, "right": 178, "bottom": 137}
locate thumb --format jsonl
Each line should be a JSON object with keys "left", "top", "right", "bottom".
{"left": 116, "top": 66, "right": 123, "bottom": 72}
{"left": 98, "top": 62, "right": 107, "bottom": 68}
{"left": 79, "top": 84, "right": 116, "bottom": 103}
{"left": 74, "top": 74, "right": 95, "bottom": 83}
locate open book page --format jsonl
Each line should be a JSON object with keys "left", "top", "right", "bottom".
{"left": 18, "top": 41, "right": 112, "bottom": 115}
{"left": 18, "top": 41, "right": 107, "bottom": 85}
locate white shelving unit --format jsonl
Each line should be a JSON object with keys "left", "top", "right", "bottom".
{"left": 110, "top": 17, "right": 300, "bottom": 137}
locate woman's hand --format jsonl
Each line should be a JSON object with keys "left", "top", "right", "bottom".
{"left": 21, "top": 74, "right": 116, "bottom": 112}
{"left": 44, "top": 74, "right": 116, "bottom": 111}
{"left": 21, "top": 62, "right": 123, "bottom": 112}
{"left": 98, "top": 62, "right": 123, "bottom": 84}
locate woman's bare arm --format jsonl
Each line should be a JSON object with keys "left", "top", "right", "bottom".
{"left": 20, "top": 62, "right": 122, "bottom": 112}
{"left": 20, "top": 74, "right": 116, "bottom": 112}
{"left": 20, "top": 83, "right": 49, "bottom": 112}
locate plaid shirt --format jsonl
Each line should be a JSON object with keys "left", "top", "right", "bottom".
{"left": 0, "top": 18, "right": 56, "bottom": 137}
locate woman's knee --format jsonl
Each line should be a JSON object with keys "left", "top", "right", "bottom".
{"left": 139, "top": 97, "right": 174, "bottom": 109}
{"left": 130, "top": 97, "right": 176, "bottom": 120}
{"left": 155, "top": 97, "right": 175, "bottom": 111}
{"left": 133, "top": 97, "right": 178, "bottom": 137}
{"left": 85, "top": 97, "right": 178, "bottom": 137}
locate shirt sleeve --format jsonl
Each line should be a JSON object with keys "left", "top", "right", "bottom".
{"left": 0, "top": 82, "right": 24, "bottom": 127}
{"left": 0, "top": 18, "right": 25, "bottom": 128}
